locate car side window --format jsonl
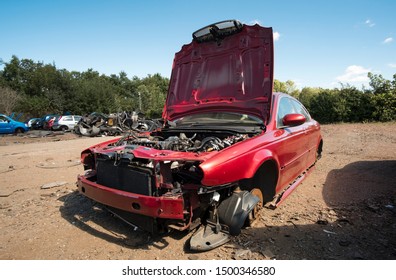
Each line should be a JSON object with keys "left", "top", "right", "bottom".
{"left": 290, "top": 99, "right": 311, "bottom": 121}
{"left": 63, "top": 116, "right": 73, "bottom": 121}
{"left": 277, "top": 97, "right": 297, "bottom": 127}
{"left": 0, "top": 116, "right": 8, "bottom": 123}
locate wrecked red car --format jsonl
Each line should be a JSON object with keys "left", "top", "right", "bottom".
{"left": 77, "top": 20, "right": 322, "bottom": 251}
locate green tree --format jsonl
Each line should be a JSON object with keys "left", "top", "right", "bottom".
{"left": 371, "top": 93, "right": 396, "bottom": 121}
{"left": 297, "top": 87, "right": 321, "bottom": 110}
{"left": 273, "top": 79, "right": 299, "bottom": 96}
{"left": 368, "top": 72, "right": 393, "bottom": 94}
{"left": 308, "top": 89, "right": 346, "bottom": 123}
{"left": 339, "top": 85, "right": 374, "bottom": 122}
{"left": 3, "top": 55, "right": 392, "bottom": 124}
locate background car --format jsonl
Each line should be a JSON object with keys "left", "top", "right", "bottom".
{"left": 0, "top": 114, "right": 29, "bottom": 134}
{"left": 46, "top": 115, "right": 58, "bottom": 130}
{"left": 25, "top": 118, "right": 41, "bottom": 128}
{"left": 37, "top": 114, "right": 58, "bottom": 130}
{"left": 52, "top": 115, "right": 82, "bottom": 131}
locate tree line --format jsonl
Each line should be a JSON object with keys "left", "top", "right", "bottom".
{"left": 0, "top": 56, "right": 168, "bottom": 119}
{"left": 274, "top": 73, "right": 396, "bottom": 123}
{"left": 0, "top": 55, "right": 395, "bottom": 123}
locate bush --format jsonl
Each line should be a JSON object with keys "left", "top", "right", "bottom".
{"left": 371, "top": 93, "right": 396, "bottom": 121}
{"left": 298, "top": 74, "right": 396, "bottom": 124}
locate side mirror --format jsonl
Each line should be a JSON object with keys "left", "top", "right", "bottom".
{"left": 282, "top": 113, "right": 306, "bottom": 127}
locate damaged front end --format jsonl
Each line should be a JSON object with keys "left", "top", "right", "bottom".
{"left": 77, "top": 127, "right": 261, "bottom": 251}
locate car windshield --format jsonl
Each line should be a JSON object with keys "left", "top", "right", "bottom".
{"left": 174, "top": 112, "right": 263, "bottom": 127}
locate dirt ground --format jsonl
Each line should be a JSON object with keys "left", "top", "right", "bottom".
{"left": 0, "top": 123, "right": 395, "bottom": 260}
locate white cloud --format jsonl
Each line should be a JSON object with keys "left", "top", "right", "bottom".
{"left": 336, "top": 65, "right": 371, "bottom": 83}
{"left": 365, "top": 19, "right": 375, "bottom": 27}
{"left": 383, "top": 37, "right": 393, "bottom": 44}
{"left": 389, "top": 63, "right": 396, "bottom": 68}
{"left": 273, "top": 32, "right": 280, "bottom": 41}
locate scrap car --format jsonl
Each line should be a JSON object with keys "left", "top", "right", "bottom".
{"left": 77, "top": 20, "right": 322, "bottom": 251}
{"left": 74, "top": 111, "right": 160, "bottom": 137}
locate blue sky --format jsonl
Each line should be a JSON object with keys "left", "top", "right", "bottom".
{"left": 1, "top": 0, "right": 395, "bottom": 89}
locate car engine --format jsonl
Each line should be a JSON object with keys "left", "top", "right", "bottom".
{"left": 114, "top": 132, "right": 250, "bottom": 153}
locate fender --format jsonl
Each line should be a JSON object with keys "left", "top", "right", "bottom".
{"left": 251, "top": 148, "right": 280, "bottom": 178}
{"left": 200, "top": 147, "right": 280, "bottom": 186}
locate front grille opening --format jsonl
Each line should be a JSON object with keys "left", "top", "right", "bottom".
{"left": 96, "top": 159, "right": 154, "bottom": 196}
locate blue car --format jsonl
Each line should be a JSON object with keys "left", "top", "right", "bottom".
{"left": 0, "top": 114, "right": 29, "bottom": 134}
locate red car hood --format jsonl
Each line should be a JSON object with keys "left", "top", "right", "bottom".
{"left": 163, "top": 21, "right": 274, "bottom": 123}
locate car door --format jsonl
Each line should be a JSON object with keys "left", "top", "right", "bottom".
{"left": 274, "top": 96, "right": 310, "bottom": 189}
{"left": 0, "top": 116, "right": 12, "bottom": 134}
{"left": 289, "top": 98, "right": 320, "bottom": 167}
{"left": 62, "top": 116, "right": 73, "bottom": 128}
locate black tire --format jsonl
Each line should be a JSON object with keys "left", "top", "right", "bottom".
{"left": 60, "top": 126, "right": 68, "bottom": 132}
{"left": 316, "top": 141, "right": 323, "bottom": 161}
{"left": 14, "top": 127, "right": 25, "bottom": 134}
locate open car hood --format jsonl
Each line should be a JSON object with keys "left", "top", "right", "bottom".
{"left": 163, "top": 20, "right": 274, "bottom": 123}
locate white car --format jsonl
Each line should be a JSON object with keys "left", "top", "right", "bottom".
{"left": 52, "top": 115, "right": 82, "bottom": 131}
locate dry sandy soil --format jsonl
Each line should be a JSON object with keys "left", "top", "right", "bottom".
{"left": 0, "top": 123, "right": 395, "bottom": 260}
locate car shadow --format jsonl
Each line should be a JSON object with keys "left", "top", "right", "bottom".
{"left": 230, "top": 160, "right": 396, "bottom": 259}
{"left": 58, "top": 191, "right": 187, "bottom": 251}
{"left": 322, "top": 160, "right": 396, "bottom": 206}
